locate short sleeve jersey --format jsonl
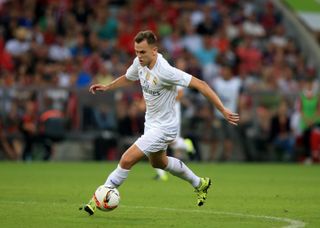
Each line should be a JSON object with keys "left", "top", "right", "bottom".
{"left": 125, "top": 53, "right": 192, "bottom": 133}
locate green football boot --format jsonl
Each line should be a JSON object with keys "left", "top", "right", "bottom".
{"left": 79, "top": 197, "right": 96, "bottom": 215}
{"left": 195, "top": 177, "right": 212, "bottom": 206}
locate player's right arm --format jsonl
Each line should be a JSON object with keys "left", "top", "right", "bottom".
{"left": 89, "top": 75, "right": 135, "bottom": 94}
{"left": 90, "top": 57, "right": 140, "bottom": 94}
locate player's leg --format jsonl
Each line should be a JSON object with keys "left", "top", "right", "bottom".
{"left": 81, "top": 144, "right": 145, "bottom": 215}
{"left": 104, "top": 144, "right": 145, "bottom": 187}
{"left": 149, "top": 151, "right": 211, "bottom": 206}
{"left": 149, "top": 151, "right": 200, "bottom": 186}
{"left": 153, "top": 137, "right": 187, "bottom": 181}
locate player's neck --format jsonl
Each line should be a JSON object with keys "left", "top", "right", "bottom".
{"left": 148, "top": 54, "right": 158, "bottom": 70}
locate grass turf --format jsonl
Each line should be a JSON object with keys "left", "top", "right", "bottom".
{"left": 284, "top": 0, "right": 320, "bottom": 12}
{"left": 0, "top": 162, "right": 319, "bottom": 228}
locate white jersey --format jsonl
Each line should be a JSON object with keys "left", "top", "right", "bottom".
{"left": 126, "top": 53, "right": 192, "bottom": 134}
{"left": 175, "top": 86, "right": 183, "bottom": 136}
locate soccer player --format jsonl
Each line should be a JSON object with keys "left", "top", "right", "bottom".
{"left": 81, "top": 31, "right": 239, "bottom": 215}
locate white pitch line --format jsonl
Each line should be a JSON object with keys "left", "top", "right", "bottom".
{"left": 120, "top": 205, "right": 306, "bottom": 228}
{"left": 0, "top": 200, "right": 306, "bottom": 228}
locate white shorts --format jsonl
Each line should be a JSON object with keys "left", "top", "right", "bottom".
{"left": 134, "top": 128, "right": 177, "bottom": 156}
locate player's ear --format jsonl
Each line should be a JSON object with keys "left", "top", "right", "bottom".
{"left": 152, "top": 46, "right": 158, "bottom": 56}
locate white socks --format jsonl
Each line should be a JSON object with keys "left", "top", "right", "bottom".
{"left": 104, "top": 164, "right": 130, "bottom": 188}
{"left": 104, "top": 157, "right": 200, "bottom": 188}
{"left": 165, "top": 157, "right": 200, "bottom": 188}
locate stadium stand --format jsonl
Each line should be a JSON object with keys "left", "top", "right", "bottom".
{"left": 0, "top": 0, "right": 319, "bottom": 163}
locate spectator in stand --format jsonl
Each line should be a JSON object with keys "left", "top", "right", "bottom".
{"left": 193, "top": 35, "right": 219, "bottom": 66}
{"left": 0, "top": 0, "right": 316, "bottom": 163}
{"left": 18, "top": 8, "right": 35, "bottom": 29}
{"left": 296, "top": 78, "right": 320, "bottom": 163}
{"left": 48, "top": 35, "right": 71, "bottom": 62}
{"left": 270, "top": 25, "right": 288, "bottom": 48}
{"left": 38, "top": 99, "right": 65, "bottom": 161}
{"left": 211, "top": 64, "right": 242, "bottom": 161}
{"left": 236, "top": 36, "right": 262, "bottom": 76}
{"left": 93, "top": 8, "right": 118, "bottom": 41}
{"left": 39, "top": 12, "right": 57, "bottom": 46}
{"left": 212, "top": 27, "right": 230, "bottom": 54}
{"left": 254, "top": 105, "right": 273, "bottom": 161}
{"left": 237, "top": 94, "right": 256, "bottom": 161}
{"left": 0, "top": 29, "right": 14, "bottom": 72}
{"left": 75, "top": 63, "right": 92, "bottom": 88}
{"left": 185, "top": 102, "right": 213, "bottom": 162}
{"left": 93, "top": 103, "right": 117, "bottom": 131}
{"left": 117, "top": 98, "right": 144, "bottom": 137}
{"left": 56, "top": 62, "right": 72, "bottom": 88}
{"left": 182, "top": 25, "right": 203, "bottom": 55}
{"left": 20, "top": 99, "right": 38, "bottom": 161}
{"left": 260, "top": 1, "right": 281, "bottom": 33}
{"left": 162, "top": 30, "right": 184, "bottom": 59}
{"left": 65, "top": 92, "right": 80, "bottom": 130}
{"left": 242, "top": 13, "right": 266, "bottom": 38}
{"left": 5, "top": 27, "right": 30, "bottom": 57}
{"left": 157, "top": 15, "right": 173, "bottom": 38}
{"left": 277, "top": 66, "right": 299, "bottom": 95}
{"left": 269, "top": 100, "right": 295, "bottom": 161}
{"left": 257, "top": 67, "right": 278, "bottom": 92}
{"left": 117, "top": 22, "right": 136, "bottom": 55}
{"left": 70, "top": 33, "right": 91, "bottom": 58}
{"left": 83, "top": 50, "right": 103, "bottom": 76}
{"left": 114, "top": 94, "right": 145, "bottom": 155}
{"left": 94, "top": 64, "right": 114, "bottom": 86}
{"left": 72, "top": 0, "right": 92, "bottom": 25}
{"left": 196, "top": 7, "right": 217, "bottom": 36}
{"left": 0, "top": 117, "right": 19, "bottom": 160}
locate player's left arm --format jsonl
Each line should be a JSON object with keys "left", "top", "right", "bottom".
{"left": 188, "top": 76, "right": 240, "bottom": 125}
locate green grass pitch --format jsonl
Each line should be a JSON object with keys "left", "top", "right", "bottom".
{"left": 284, "top": 0, "right": 320, "bottom": 12}
{"left": 0, "top": 162, "right": 319, "bottom": 227}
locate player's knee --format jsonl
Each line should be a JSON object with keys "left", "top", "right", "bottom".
{"left": 150, "top": 160, "right": 166, "bottom": 169}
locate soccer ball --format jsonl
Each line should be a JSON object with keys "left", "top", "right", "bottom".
{"left": 93, "top": 185, "right": 120, "bottom": 211}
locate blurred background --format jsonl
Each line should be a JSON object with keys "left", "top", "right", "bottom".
{"left": 0, "top": 0, "right": 319, "bottom": 163}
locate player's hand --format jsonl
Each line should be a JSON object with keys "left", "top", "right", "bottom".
{"left": 89, "top": 84, "right": 107, "bottom": 94}
{"left": 222, "top": 108, "right": 240, "bottom": 126}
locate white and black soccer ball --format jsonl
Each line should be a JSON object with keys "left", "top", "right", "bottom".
{"left": 94, "top": 185, "right": 120, "bottom": 211}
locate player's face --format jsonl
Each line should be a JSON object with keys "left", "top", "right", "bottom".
{"left": 134, "top": 40, "right": 157, "bottom": 67}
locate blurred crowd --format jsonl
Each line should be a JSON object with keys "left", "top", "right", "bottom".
{"left": 0, "top": 0, "right": 319, "bottom": 163}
